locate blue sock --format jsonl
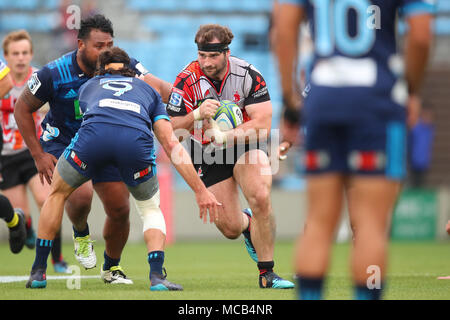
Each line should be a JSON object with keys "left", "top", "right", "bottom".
{"left": 355, "top": 284, "right": 383, "bottom": 300}
{"left": 296, "top": 276, "right": 324, "bottom": 300}
{"left": 73, "top": 224, "right": 89, "bottom": 238}
{"left": 32, "top": 238, "right": 53, "bottom": 270}
{"left": 103, "top": 251, "right": 120, "bottom": 271}
{"left": 148, "top": 251, "right": 165, "bottom": 275}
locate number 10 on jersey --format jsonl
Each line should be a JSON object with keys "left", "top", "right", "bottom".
{"left": 312, "top": 0, "right": 379, "bottom": 57}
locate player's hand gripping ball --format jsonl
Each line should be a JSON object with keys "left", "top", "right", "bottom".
{"left": 213, "top": 100, "right": 243, "bottom": 131}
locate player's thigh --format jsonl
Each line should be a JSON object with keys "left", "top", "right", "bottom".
{"left": 305, "top": 173, "right": 346, "bottom": 235}
{"left": 346, "top": 176, "right": 401, "bottom": 234}
{"left": 233, "top": 149, "right": 272, "bottom": 209}
{"left": 207, "top": 176, "right": 242, "bottom": 226}
{"left": 27, "top": 174, "right": 51, "bottom": 208}
{"left": 93, "top": 181, "right": 130, "bottom": 219}
{"left": 65, "top": 180, "right": 94, "bottom": 212}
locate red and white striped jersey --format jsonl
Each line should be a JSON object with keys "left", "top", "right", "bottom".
{"left": 0, "top": 67, "right": 45, "bottom": 155}
{"left": 167, "top": 56, "right": 270, "bottom": 143}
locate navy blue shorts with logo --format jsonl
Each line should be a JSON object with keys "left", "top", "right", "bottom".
{"left": 44, "top": 139, "right": 123, "bottom": 184}
{"left": 304, "top": 118, "right": 407, "bottom": 180}
{"left": 62, "top": 123, "right": 156, "bottom": 187}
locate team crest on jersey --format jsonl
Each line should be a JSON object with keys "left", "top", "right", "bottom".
{"left": 28, "top": 73, "right": 41, "bottom": 95}
{"left": 233, "top": 91, "right": 241, "bottom": 103}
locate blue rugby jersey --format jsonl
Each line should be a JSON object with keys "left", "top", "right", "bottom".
{"left": 78, "top": 74, "right": 169, "bottom": 140}
{"left": 279, "top": 0, "right": 436, "bottom": 123}
{"left": 27, "top": 50, "right": 149, "bottom": 146}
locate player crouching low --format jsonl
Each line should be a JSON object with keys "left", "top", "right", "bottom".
{"left": 26, "top": 47, "right": 220, "bottom": 290}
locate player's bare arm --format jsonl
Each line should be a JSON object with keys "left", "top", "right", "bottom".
{"left": 14, "top": 86, "right": 57, "bottom": 185}
{"left": 273, "top": 3, "right": 306, "bottom": 158}
{"left": 153, "top": 118, "right": 221, "bottom": 223}
{"left": 405, "top": 13, "right": 434, "bottom": 128}
{"left": 274, "top": 3, "right": 305, "bottom": 110}
{"left": 142, "top": 73, "right": 173, "bottom": 104}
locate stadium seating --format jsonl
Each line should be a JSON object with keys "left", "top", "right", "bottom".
{"left": 0, "top": 0, "right": 39, "bottom": 11}
{"left": 126, "top": 0, "right": 273, "bottom": 13}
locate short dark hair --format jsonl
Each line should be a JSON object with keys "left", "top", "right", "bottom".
{"left": 95, "top": 47, "right": 136, "bottom": 77}
{"left": 78, "top": 14, "right": 114, "bottom": 40}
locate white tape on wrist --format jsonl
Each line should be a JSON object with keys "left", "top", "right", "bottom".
{"left": 193, "top": 108, "right": 202, "bottom": 121}
{"left": 210, "top": 119, "right": 227, "bottom": 144}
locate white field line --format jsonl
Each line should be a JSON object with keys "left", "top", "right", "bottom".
{"left": 0, "top": 275, "right": 100, "bottom": 283}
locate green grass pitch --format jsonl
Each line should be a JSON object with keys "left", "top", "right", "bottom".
{"left": 0, "top": 240, "right": 449, "bottom": 300}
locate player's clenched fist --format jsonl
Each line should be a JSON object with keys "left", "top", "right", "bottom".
{"left": 193, "top": 98, "right": 220, "bottom": 120}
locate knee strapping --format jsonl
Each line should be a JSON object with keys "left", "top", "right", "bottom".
{"left": 133, "top": 190, "right": 166, "bottom": 235}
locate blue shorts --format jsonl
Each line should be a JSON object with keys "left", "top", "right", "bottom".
{"left": 304, "top": 119, "right": 407, "bottom": 180}
{"left": 61, "top": 123, "right": 156, "bottom": 187}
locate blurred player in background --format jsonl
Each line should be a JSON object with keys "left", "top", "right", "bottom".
{"left": 15, "top": 14, "right": 173, "bottom": 284}
{"left": 0, "top": 30, "right": 71, "bottom": 272}
{"left": 0, "top": 57, "right": 27, "bottom": 254}
{"left": 167, "top": 24, "right": 294, "bottom": 289}
{"left": 26, "top": 47, "right": 220, "bottom": 289}
{"left": 275, "top": 0, "right": 434, "bottom": 299}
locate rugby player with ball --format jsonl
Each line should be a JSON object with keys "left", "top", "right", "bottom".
{"left": 166, "top": 24, "right": 294, "bottom": 289}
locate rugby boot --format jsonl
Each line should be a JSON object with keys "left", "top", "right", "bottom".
{"left": 101, "top": 265, "right": 133, "bottom": 284}
{"left": 259, "top": 271, "right": 295, "bottom": 289}
{"left": 150, "top": 268, "right": 183, "bottom": 291}
{"left": 242, "top": 208, "right": 258, "bottom": 262}
{"left": 26, "top": 268, "right": 47, "bottom": 289}
{"left": 73, "top": 234, "right": 96, "bottom": 269}
{"left": 9, "top": 208, "right": 27, "bottom": 254}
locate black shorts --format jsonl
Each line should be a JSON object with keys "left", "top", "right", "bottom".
{"left": 0, "top": 149, "right": 38, "bottom": 190}
{"left": 188, "top": 139, "right": 267, "bottom": 188}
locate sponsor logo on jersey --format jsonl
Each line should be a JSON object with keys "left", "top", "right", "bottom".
{"left": 135, "top": 62, "right": 149, "bottom": 76}
{"left": 169, "top": 92, "right": 183, "bottom": 107}
{"left": 167, "top": 104, "right": 181, "bottom": 113}
{"left": 28, "top": 73, "right": 41, "bottom": 95}
{"left": 134, "top": 166, "right": 152, "bottom": 180}
{"left": 254, "top": 76, "right": 266, "bottom": 91}
{"left": 64, "top": 89, "right": 78, "bottom": 99}
{"left": 42, "top": 123, "right": 60, "bottom": 142}
{"left": 70, "top": 151, "right": 87, "bottom": 170}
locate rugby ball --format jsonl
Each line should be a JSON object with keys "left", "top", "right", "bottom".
{"left": 213, "top": 100, "right": 243, "bottom": 131}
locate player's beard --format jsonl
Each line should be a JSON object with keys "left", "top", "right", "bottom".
{"left": 79, "top": 50, "right": 97, "bottom": 76}
{"left": 202, "top": 56, "right": 227, "bottom": 80}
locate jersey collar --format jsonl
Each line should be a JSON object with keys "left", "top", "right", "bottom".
{"left": 72, "top": 50, "right": 85, "bottom": 78}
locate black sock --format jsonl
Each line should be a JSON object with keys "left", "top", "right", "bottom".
{"left": 355, "top": 283, "right": 383, "bottom": 300}
{"left": 51, "top": 232, "right": 63, "bottom": 263}
{"left": 148, "top": 251, "right": 165, "bottom": 275}
{"left": 257, "top": 261, "right": 274, "bottom": 275}
{"left": 32, "top": 238, "right": 53, "bottom": 270}
{"left": 0, "top": 195, "right": 14, "bottom": 222}
{"left": 103, "top": 251, "right": 120, "bottom": 271}
{"left": 73, "top": 224, "right": 89, "bottom": 238}
{"left": 297, "top": 276, "right": 324, "bottom": 300}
